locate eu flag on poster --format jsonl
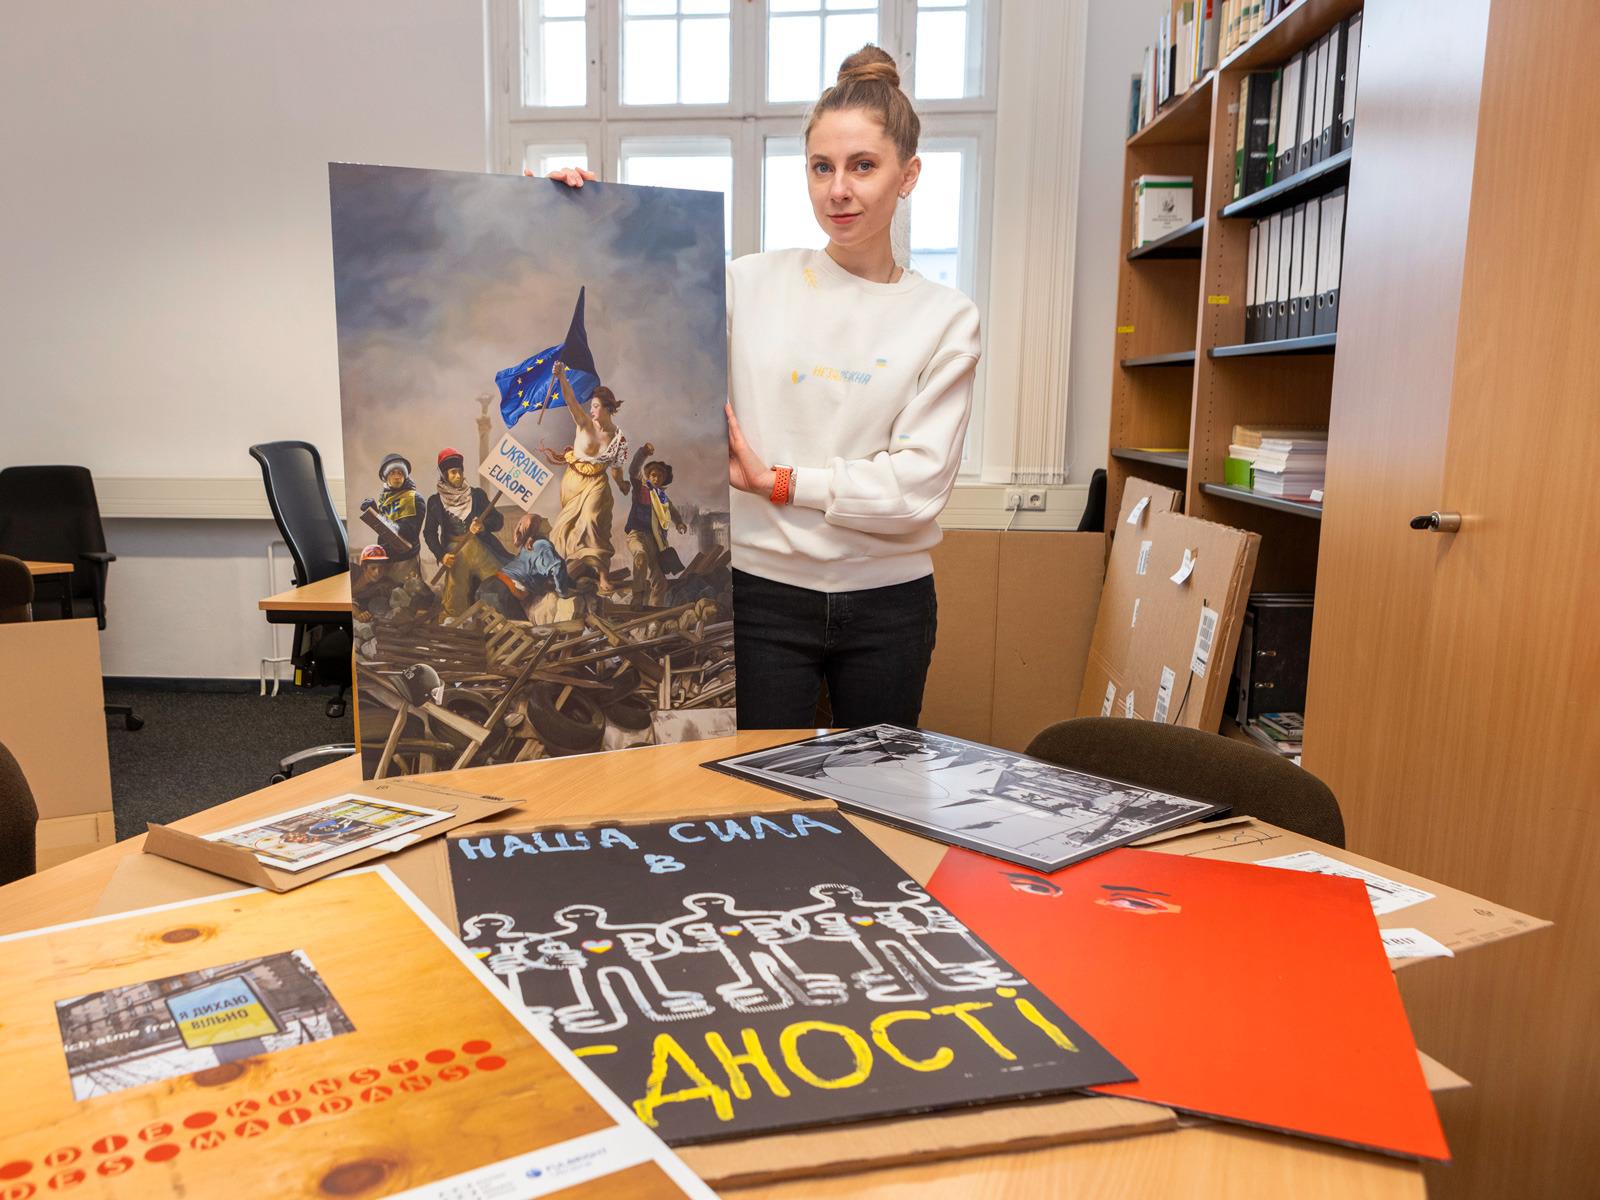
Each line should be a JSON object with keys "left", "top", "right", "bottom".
{"left": 495, "top": 287, "right": 602, "bottom": 428}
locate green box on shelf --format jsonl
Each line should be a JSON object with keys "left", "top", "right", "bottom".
{"left": 1224, "top": 457, "right": 1254, "bottom": 488}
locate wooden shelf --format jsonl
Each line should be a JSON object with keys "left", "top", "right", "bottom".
{"left": 1128, "top": 218, "right": 1206, "bottom": 261}
{"left": 1111, "top": 448, "right": 1189, "bottom": 471}
{"left": 1128, "top": 73, "right": 1215, "bottom": 147}
{"left": 1211, "top": 332, "right": 1337, "bottom": 358}
{"left": 1199, "top": 482, "right": 1323, "bottom": 520}
{"left": 1218, "top": 149, "right": 1352, "bottom": 220}
{"left": 1120, "top": 351, "right": 1197, "bottom": 369}
{"left": 1220, "top": 0, "right": 1365, "bottom": 72}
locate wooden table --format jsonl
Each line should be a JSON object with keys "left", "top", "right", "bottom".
{"left": 258, "top": 570, "right": 352, "bottom": 618}
{"left": 0, "top": 734, "right": 1425, "bottom": 1199}
{"left": 21, "top": 559, "right": 73, "bottom": 577}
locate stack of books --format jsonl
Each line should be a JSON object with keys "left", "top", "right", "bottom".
{"left": 1226, "top": 424, "right": 1328, "bottom": 501}
{"left": 1243, "top": 711, "right": 1303, "bottom": 759}
{"left": 1133, "top": 2, "right": 1225, "bottom": 133}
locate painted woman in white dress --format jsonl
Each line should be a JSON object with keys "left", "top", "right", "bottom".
{"left": 539, "top": 359, "right": 630, "bottom": 593}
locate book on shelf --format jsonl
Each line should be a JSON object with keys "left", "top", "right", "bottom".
{"left": 1132, "top": 175, "right": 1195, "bottom": 248}
{"left": 1231, "top": 423, "right": 1327, "bottom": 448}
{"left": 1128, "top": 73, "right": 1144, "bottom": 138}
{"left": 1243, "top": 712, "right": 1304, "bottom": 757}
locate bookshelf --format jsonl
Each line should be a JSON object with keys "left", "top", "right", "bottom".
{"left": 1108, "top": 0, "right": 1354, "bottom": 603}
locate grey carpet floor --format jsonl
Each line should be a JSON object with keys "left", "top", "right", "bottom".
{"left": 103, "top": 686, "right": 356, "bottom": 841}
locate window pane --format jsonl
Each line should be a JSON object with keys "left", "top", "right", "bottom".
{"left": 914, "top": 10, "right": 967, "bottom": 99}
{"left": 523, "top": 144, "right": 590, "bottom": 177}
{"left": 762, "top": 138, "right": 829, "bottom": 251}
{"left": 768, "top": 15, "right": 822, "bottom": 102}
{"left": 623, "top": 18, "right": 678, "bottom": 105}
{"left": 824, "top": 12, "right": 879, "bottom": 85}
{"left": 681, "top": 0, "right": 730, "bottom": 13}
{"left": 826, "top": 0, "right": 876, "bottom": 10}
{"left": 624, "top": 0, "right": 676, "bottom": 14}
{"left": 620, "top": 138, "right": 734, "bottom": 256}
{"left": 910, "top": 149, "right": 965, "bottom": 291}
{"left": 770, "top": 0, "right": 815, "bottom": 12}
{"left": 679, "top": 18, "right": 731, "bottom": 104}
{"left": 522, "top": 0, "right": 587, "bottom": 109}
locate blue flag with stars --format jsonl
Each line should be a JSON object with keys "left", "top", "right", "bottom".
{"left": 495, "top": 287, "right": 601, "bottom": 427}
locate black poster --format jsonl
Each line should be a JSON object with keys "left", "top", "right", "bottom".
{"left": 447, "top": 811, "right": 1131, "bottom": 1145}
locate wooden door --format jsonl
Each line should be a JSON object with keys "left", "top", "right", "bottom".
{"left": 1308, "top": 2, "right": 1600, "bottom": 1196}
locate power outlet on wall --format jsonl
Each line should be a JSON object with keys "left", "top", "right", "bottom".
{"left": 1003, "top": 489, "right": 1048, "bottom": 512}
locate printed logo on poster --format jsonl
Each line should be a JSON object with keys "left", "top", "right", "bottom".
{"left": 165, "top": 978, "right": 281, "bottom": 1049}
{"left": 480, "top": 433, "right": 553, "bottom": 512}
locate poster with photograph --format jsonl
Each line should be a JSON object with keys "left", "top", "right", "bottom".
{"left": 706, "top": 725, "right": 1226, "bottom": 871}
{"left": 204, "top": 794, "right": 450, "bottom": 870}
{"left": 330, "top": 164, "right": 734, "bottom": 779}
{"left": 204, "top": 794, "right": 451, "bottom": 870}
{"left": 0, "top": 869, "right": 713, "bottom": 1200}
{"left": 447, "top": 812, "right": 1131, "bottom": 1146}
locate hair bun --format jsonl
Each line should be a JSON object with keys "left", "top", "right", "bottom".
{"left": 837, "top": 45, "right": 900, "bottom": 89}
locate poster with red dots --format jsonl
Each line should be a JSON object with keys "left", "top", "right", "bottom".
{"left": 0, "top": 867, "right": 714, "bottom": 1199}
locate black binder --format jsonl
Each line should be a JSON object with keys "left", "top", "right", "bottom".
{"left": 1320, "top": 23, "right": 1345, "bottom": 160}
{"left": 1314, "top": 186, "right": 1346, "bottom": 334}
{"left": 1240, "top": 71, "right": 1276, "bottom": 197}
{"left": 1245, "top": 221, "right": 1261, "bottom": 342}
{"left": 1275, "top": 51, "right": 1304, "bottom": 180}
{"left": 1230, "top": 593, "right": 1315, "bottom": 725}
{"left": 1300, "top": 34, "right": 1325, "bottom": 171}
{"left": 1297, "top": 196, "right": 1321, "bottom": 338}
{"left": 1341, "top": 13, "right": 1362, "bottom": 150}
{"left": 1273, "top": 208, "right": 1293, "bottom": 340}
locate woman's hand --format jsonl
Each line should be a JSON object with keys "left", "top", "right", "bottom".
{"left": 726, "top": 404, "right": 775, "bottom": 496}
{"left": 526, "top": 166, "right": 598, "bottom": 189}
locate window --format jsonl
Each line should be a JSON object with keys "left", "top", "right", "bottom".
{"left": 491, "top": 0, "right": 1000, "bottom": 469}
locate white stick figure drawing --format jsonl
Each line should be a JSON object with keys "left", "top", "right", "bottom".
{"left": 459, "top": 912, "right": 572, "bottom": 1026}
{"left": 536, "top": 903, "right": 714, "bottom": 1034}
{"left": 789, "top": 884, "right": 931, "bottom": 1003}
{"left": 662, "top": 893, "right": 849, "bottom": 1014}
{"left": 879, "top": 881, "right": 1022, "bottom": 991}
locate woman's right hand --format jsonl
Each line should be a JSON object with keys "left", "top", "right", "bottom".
{"left": 525, "top": 166, "right": 598, "bottom": 189}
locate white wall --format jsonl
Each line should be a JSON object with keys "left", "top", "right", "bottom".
{"left": 1, "top": 1, "right": 488, "bottom": 677}
{"left": 1067, "top": 2, "right": 1163, "bottom": 485}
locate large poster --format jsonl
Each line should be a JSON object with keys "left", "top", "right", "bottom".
{"left": 448, "top": 812, "right": 1131, "bottom": 1145}
{"left": 330, "top": 164, "right": 734, "bottom": 778}
{"left": 0, "top": 869, "right": 713, "bottom": 1199}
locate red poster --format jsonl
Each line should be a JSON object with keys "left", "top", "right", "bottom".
{"left": 927, "top": 846, "right": 1449, "bottom": 1160}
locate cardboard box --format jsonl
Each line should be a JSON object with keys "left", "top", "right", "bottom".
{"left": 925, "top": 531, "right": 1106, "bottom": 751}
{"left": 1131, "top": 175, "right": 1194, "bottom": 247}
{"left": 36, "top": 809, "right": 115, "bottom": 871}
{"left": 1135, "top": 817, "right": 1552, "bottom": 965}
{"left": 1077, "top": 479, "right": 1261, "bottom": 732}
{"left": 0, "top": 619, "right": 113, "bottom": 819}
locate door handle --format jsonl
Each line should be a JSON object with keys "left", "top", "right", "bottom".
{"left": 1409, "top": 511, "right": 1462, "bottom": 533}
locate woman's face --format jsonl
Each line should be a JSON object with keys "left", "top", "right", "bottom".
{"left": 805, "top": 109, "right": 919, "bottom": 253}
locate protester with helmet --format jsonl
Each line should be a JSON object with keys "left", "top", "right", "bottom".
{"left": 422, "top": 447, "right": 509, "bottom": 618}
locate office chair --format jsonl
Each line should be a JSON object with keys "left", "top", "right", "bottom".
{"left": 249, "top": 441, "right": 355, "bottom": 777}
{"left": 1076, "top": 468, "right": 1108, "bottom": 533}
{"left": 0, "top": 739, "right": 40, "bottom": 885}
{"left": 0, "top": 466, "right": 142, "bottom": 730}
{"left": 1025, "top": 716, "right": 1345, "bottom": 846}
{"left": 0, "top": 555, "right": 32, "bottom": 623}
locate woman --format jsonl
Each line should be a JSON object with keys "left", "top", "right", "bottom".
{"left": 538, "top": 360, "right": 629, "bottom": 593}
{"left": 546, "top": 46, "right": 979, "bottom": 729}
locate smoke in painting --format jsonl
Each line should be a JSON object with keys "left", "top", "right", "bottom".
{"left": 329, "top": 164, "right": 734, "bottom": 778}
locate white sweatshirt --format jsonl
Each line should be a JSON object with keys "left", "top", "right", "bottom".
{"left": 727, "top": 247, "right": 981, "bottom": 593}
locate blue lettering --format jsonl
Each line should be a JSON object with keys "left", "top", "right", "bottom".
{"left": 706, "top": 819, "right": 751, "bottom": 843}
{"left": 791, "top": 813, "right": 842, "bottom": 837}
{"left": 646, "top": 854, "right": 685, "bottom": 873}
{"left": 455, "top": 837, "right": 495, "bottom": 860}
{"left": 534, "top": 830, "right": 590, "bottom": 852}
{"left": 748, "top": 814, "right": 797, "bottom": 839}
{"left": 502, "top": 834, "right": 539, "bottom": 856}
{"left": 669, "top": 822, "right": 705, "bottom": 844}
{"left": 598, "top": 828, "right": 639, "bottom": 850}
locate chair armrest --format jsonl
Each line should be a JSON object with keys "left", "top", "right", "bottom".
{"left": 81, "top": 551, "right": 116, "bottom": 563}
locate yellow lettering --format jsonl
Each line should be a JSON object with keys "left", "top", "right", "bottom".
{"left": 869, "top": 1010, "right": 954, "bottom": 1072}
{"left": 1013, "top": 995, "right": 1078, "bottom": 1052}
{"left": 705, "top": 1029, "right": 792, "bottom": 1102}
{"left": 573, "top": 1044, "right": 618, "bottom": 1058}
{"left": 779, "top": 1021, "right": 874, "bottom": 1089}
{"left": 931, "top": 1002, "right": 1016, "bottom": 1061}
{"left": 632, "top": 1033, "right": 733, "bottom": 1127}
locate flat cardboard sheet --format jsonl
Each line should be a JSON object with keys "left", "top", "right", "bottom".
{"left": 446, "top": 810, "right": 1133, "bottom": 1146}
{"left": 2, "top": 868, "right": 712, "bottom": 1199}
{"left": 143, "top": 779, "right": 524, "bottom": 892}
{"left": 1076, "top": 479, "right": 1259, "bottom": 731}
{"left": 1131, "top": 817, "right": 1552, "bottom": 965}
{"left": 928, "top": 846, "right": 1450, "bottom": 1161}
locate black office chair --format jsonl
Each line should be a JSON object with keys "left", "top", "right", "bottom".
{"left": 0, "top": 739, "right": 40, "bottom": 885}
{"left": 0, "top": 555, "right": 32, "bottom": 624}
{"left": 1076, "top": 468, "right": 1108, "bottom": 533}
{"left": 0, "top": 466, "right": 142, "bottom": 730}
{"left": 249, "top": 441, "right": 356, "bottom": 778}
{"left": 1026, "top": 716, "right": 1345, "bottom": 846}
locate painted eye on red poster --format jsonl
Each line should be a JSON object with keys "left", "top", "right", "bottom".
{"left": 1003, "top": 873, "right": 1063, "bottom": 898}
{"left": 1094, "top": 885, "right": 1182, "bottom": 915}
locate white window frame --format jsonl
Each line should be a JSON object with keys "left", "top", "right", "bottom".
{"left": 489, "top": 0, "right": 1005, "bottom": 477}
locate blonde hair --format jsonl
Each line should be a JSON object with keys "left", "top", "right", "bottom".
{"left": 804, "top": 45, "right": 920, "bottom": 163}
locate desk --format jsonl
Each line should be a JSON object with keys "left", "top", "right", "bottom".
{"left": 259, "top": 570, "right": 352, "bottom": 620}
{"left": 0, "top": 732, "right": 1423, "bottom": 1198}
{"left": 20, "top": 558, "right": 74, "bottom": 618}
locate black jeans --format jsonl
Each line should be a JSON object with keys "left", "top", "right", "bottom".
{"left": 733, "top": 568, "right": 937, "bottom": 730}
